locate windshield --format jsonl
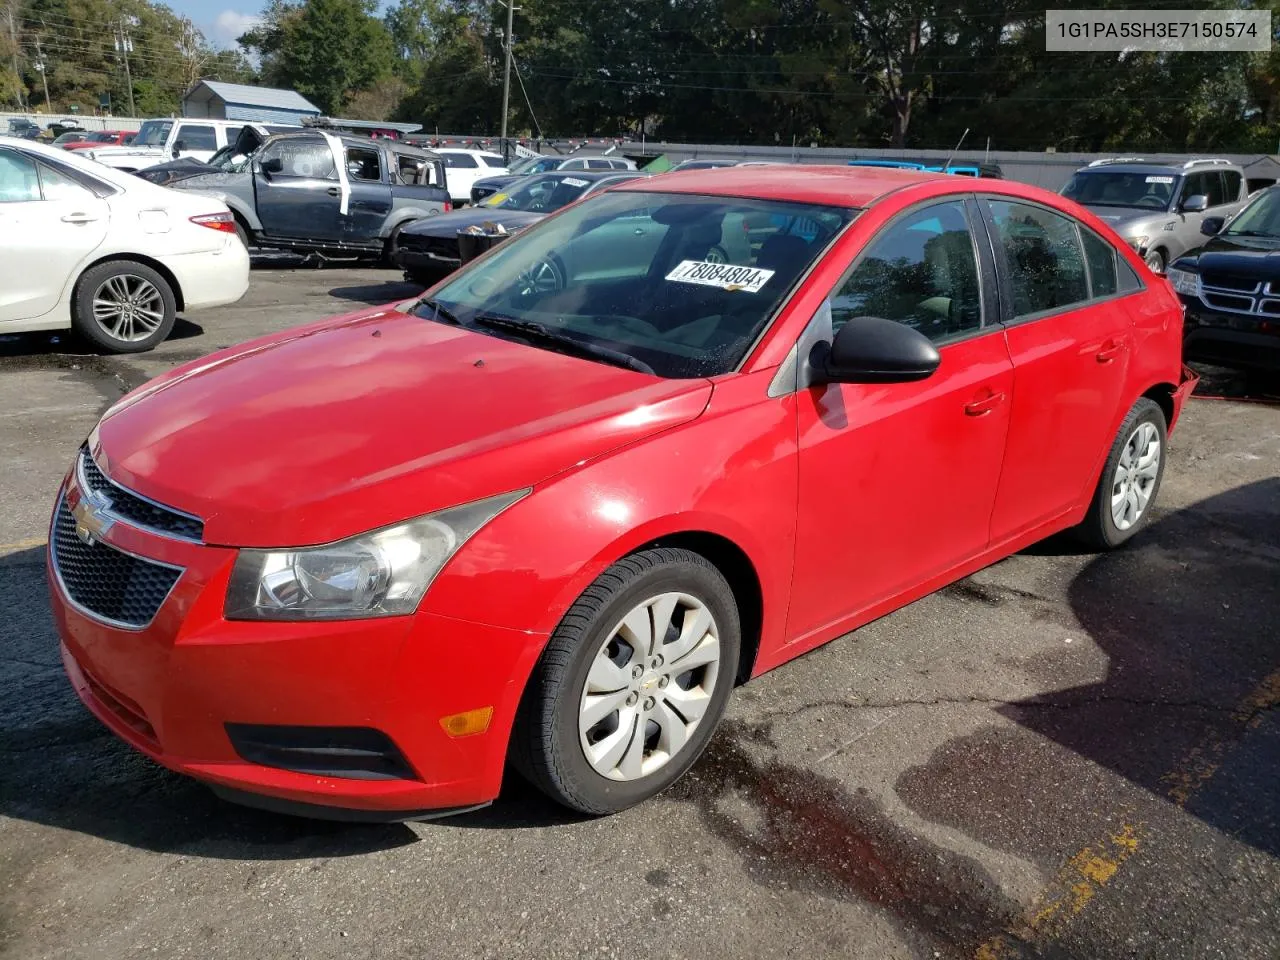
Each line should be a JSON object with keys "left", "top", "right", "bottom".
{"left": 484, "top": 174, "right": 594, "bottom": 212}
{"left": 419, "top": 190, "right": 853, "bottom": 378}
{"left": 1062, "top": 171, "right": 1178, "bottom": 210}
{"left": 1223, "top": 189, "right": 1280, "bottom": 238}
{"left": 86, "top": 131, "right": 117, "bottom": 143}
{"left": 206, "top": 145, "right": 255, "bottom": 172}
{"left": 132, "top": 120, "right": 173, "bottom": 147}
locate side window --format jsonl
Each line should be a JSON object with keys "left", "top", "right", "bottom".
{"left": 260, "top": 140, "right": 336, "bottom": 180}
{"left": 1181, "top": 172, "right": 1210, "bottom": 207}
{"left": 443, "top": 153, "right": 477, "bottom": 168}
{"left": 561, "top": 158, "right": 588, "bottom": 170}
{"left": 1222, "top": 169, "right": 1243, "bottom": 202}
{"left": 986, "top": 199, "right": 1088, "bottom": 318}
{"left": 480, "top": 154, "right": 505, "bottom": 167}
{"left": 0, "top": 150, "right": 42, "bottom": 202}
{"left": 832, "top": 199, "right": 982, "bottom": 342}
{"left": 396, "top": 154, "right": 425, "bottom": 184}
{"left": 1204, "top": 171, "right": 1229, "bottom": 207}
{"left": 1080, "top": 229, "right": 1118, "bottom": 298}
{"left": 345, "top": 147, "right": 381, "bottom": 182}
{"left": 37, "top": 163, "right": 93, "bottom": 202}
{"left": 176, "top": 124, "right": 217, "bottom": 151}
{"left": 224, "top": 126, "right": 245, "bottom": 147}
{"left": 587, "top": 159, "right": 612, "bottom": 170}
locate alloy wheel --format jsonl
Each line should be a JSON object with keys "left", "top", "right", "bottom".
{"left": 92, "top": 274, "right": 166, "bottom": 342}
{"left": 578, "top": 592, "right": 721, "bottom": 781}
{"left": 1111, "top": 421, "right": 1161, "bottom": 531}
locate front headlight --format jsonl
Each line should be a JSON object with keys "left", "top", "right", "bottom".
{"left": 225, "top": 490, "right": 527, "bottom": 621}
{"left": 1125, "top": 235, "right": 1149, "bottom": 251}
{"left": 1166, "top": 267, "right": 1199, "bottom": 296}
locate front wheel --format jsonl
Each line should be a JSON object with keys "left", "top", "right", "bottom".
{"left": 72, "top": 260, "right": 177, "bottom": 353}
{"left": 1075, "top": 398, "right": 1167, "bottom": 549}
{"left": 1144, "top": 249, "right": 1165, "bottom": 274}
{"left": 512, "top": 548, "right": 740, "bottom": 815}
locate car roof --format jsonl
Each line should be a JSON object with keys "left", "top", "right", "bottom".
{"left": 540, "top": 169, "right": 639, "bottom": 181}
{"left": 622, "top": 164, "right": 952, "bottom": 208}
{"left": 263, "top": 131, "right": 440, "bottom": 159}
{"left": 1072, "top": 163, "right": 1186, "bottom": 176}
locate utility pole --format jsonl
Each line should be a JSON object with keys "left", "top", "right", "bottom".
{"left": 33, "top": 37, "right": 49, "bottom": 110}
{"left": 114, "top": 18, "right": 135, "bottom": 117}
{"left": 499, "top": 0, "right": 516, "bottom": 160}
{"left": 5, "top": 2, "right": 24, "bottom": 111}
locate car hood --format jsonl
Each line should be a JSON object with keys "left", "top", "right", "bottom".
{"left": 401, "top": 208, "right": 545, "bottom": 239}
{"left": 89, "top": 145, "right": 164, "bottom": 158}
{"left": 1177, "top": 236, "right": 1280, "bottom": 276}
{"left": 1080, "top": 206, "right": 1167, "bottom": 231}
{"left": 473, "top": 174, "right": 520, "bottom": 190}
{"left": 92, "top": 304, "right": 712, "bottom": 547}
{"left": 168, "top": 171, "right": 247, "bottom": 190}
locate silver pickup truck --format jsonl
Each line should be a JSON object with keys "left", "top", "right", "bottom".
{"left": 168, "top": 131, "right": 451, "bottom": 259}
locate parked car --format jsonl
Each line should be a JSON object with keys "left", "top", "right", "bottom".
{"left": 433, "top": 147, "right": 508, "bottom": 204}
{"left": 168, "top": 132, "right": 451, "bottom": 257}
{"left": 133, "top": 125, "right": 274, "bottom": 187}
{"left": 471, "top": 154, "right": 638, "bottom": 203}
{"left": 51, "top": 132, "right": 87, "bottom": 147}
{"left": 1060, "top": 158, "right": 1248, "bottom": 273}
{"left": 48, "top": 165, "right": 1194, "bottom": 821}
{"left": 1167, "top": 184, "right": 1280, "bottom": 372}
{"left": 394, "top": 170, "right": 645, "bottom": 283}
{"left": 0, "top": 136, "right": 249, "bottom": 352}
{"left": 61, "top": 130, "right": 134, "bottom": 152}
{"left": 6, "top": 117, "right": 41, "bottom": 140}
{"left": 83, "top": 118, "right": 289, "bottom": 173}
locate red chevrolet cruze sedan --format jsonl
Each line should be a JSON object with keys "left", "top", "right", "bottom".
{"left": 49, "top": 166, "right": 1196, "bottom": 820}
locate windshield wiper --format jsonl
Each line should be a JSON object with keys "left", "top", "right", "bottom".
{"left": 1225, "top": 229, "right": 1279, "bottom": 239}
{"left": 417, "top": 297, "right": 461, "bottom": 325}
{"left": 470, "top": 314, "right": 656, "bottom": 375}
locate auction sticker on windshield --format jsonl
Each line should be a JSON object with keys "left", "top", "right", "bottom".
{"left": 665, "top": 260, "right": 775, "bottom": 293}
{"left": 562, "top": 177, "right": 589, "bottom": 187}
{"left": 1146, "top": 176, "right": 1174, "bottom": 184}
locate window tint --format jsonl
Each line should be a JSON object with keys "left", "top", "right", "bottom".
{"left": 832, "top": 200, "right": 981, "bottom": 342}
{"left": 1205, "top": 171, "right": 1228, "bottom": 207}
{"left": 442, "top": 153, "right": 477, "bottom": 168}
{"left": 587, "top": 159, "right": 612, "bottom": 169}
{"left": 1080, "top": 229, "right": 1118, "bottom": 297}
{"left": 0, "top": 150, "right": 41, "bottom": 202}
{"left": 224, "top": 126, "right": 245, "bottom": 147}
{"left": 561, "top": 159, "right": 589, "bottom": 170}
{"left": 260, "top": 140, "right": 336, "bottom": 179}
{"left": 346, "top": 146, "right": 381, "bottom": 182}
{"left": 177, "top": 124, "right": 217, "bottom": 151}
{"left": 1062, "top": 171, "right": 1176, "bottom": 210}
{"left": 480, "top": 154, "right": 505, "bottom": 167}
{"left": 1222, "top": 169, "right": 1243, "bottom": 201}
{"left": 1182, "top": 171, "right": 1223, "bottom": 207}
{"left": 987, "top": 200, "right": 1088, "bottom": 318}
{"left": 37, "top": 162, "right": 93, "bottom": 202}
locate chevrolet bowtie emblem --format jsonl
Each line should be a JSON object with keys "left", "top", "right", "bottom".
{"left": 72, "top": 488, "right": 115, "bottom": 546}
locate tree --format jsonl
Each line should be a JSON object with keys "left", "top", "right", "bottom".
{"left": 240, "top": 0, "right": 396, "bottom": 115}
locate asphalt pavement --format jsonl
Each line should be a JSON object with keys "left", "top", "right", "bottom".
{"left": 1, "top": 265, "right": 1276, "bottom": 960}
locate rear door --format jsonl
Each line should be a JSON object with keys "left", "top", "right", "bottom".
{"left": 0, "top": 148, "right": 109, "bottom": 323}
{"left": 981, "top": 197, "right": 1134, "bottom": 542}
{"left": 253, "top": 138, "right": 344, "bottom": 242}
{"left": 787, "top": 197, "right": 1015, "bottom": 641}
{"left": 341, "top": 144, "right": 392, "bottom": 242}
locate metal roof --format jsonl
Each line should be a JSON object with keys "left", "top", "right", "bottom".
{"left": 304, "top": 117, "right": 423, "bottom": 134}
{"left": 187, "top": 81, "right": 320, "bottom": 115}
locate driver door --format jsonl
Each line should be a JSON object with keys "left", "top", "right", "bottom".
{"left": 786, "top": 198, "right": 1015, "bottom": 643}
{"left": 253, "top": 139, "right": 345, "bottom": 242}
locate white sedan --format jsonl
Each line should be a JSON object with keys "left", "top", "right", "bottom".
{"left": 0, "top": 136, "right": 249, "bottom": 353}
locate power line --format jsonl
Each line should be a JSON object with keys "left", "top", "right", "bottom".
{"left": 511, "top": 51, "right": 542, "bottom": 139}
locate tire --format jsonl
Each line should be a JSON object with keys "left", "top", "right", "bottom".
{"left": 233, "top": 220, "right": 250, "bottom": 251}
{"left": 1075, "top": 398, "right": 1167, "bottom": 550}
{"left": 406, "top": 269, "right": 437, "bottom": 288}
{"left": 1144, "top": 248, "right": 1165, "bottom": 274}
{"left": 383, "top": 221, "right": 415, "bottom": 268}
{"left": 512, "top": 547, "right": 741, "bottom": 815}
{"left": 72, "top": 260, "right": 177, "bottom": 354}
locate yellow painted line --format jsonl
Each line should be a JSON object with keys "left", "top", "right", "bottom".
{"left": 975, "top": 668, "right": 1280, "bottom": 959}
{"left": 0, "top": 536, "right": 46, "bottom": 556}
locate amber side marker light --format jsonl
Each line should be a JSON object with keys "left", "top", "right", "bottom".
{"left": 440, "top": 706, "right": 494, "bottom": 738}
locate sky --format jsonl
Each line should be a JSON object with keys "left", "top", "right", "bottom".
{"left": 169, "top": 1, "right": 267, "bottom": 50}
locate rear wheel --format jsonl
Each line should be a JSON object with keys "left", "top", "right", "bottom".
{"left": 72, "top": 260, "right": 177, "bottom": 353}
{"left": 233, "top": 220, "right": 250, "bottom": 250}
{"left": 1144, "top": 248, "right": 1165, "bottom": 273}
{"left": 1075, "top": 398, "right": 1167, "bottom": 549}
{"left": 512, "top": 548, "right": 740, "bottom": 815}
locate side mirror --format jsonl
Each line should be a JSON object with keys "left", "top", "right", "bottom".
{"left": 1200, "top": 216, "right": 1225, "bottom": 236}
{"left": 810, "top": 316, "right": 941, "bottom": 385}
{"left": 1181, "top": 194, "right": 1208, "bottom": 213}
{"left": 172, "top": 140, "right": 186, "bottom": 157}
{"left": 260, "top": 157, "right": 283, "bottom": 177}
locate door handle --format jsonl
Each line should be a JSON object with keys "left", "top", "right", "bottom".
{"left": 327, "top": 187, "right": 341, "bottom": 197}
{"left": 1096, "top": 340, "right": 1125, "bottom": 363}
{"left": 964, "top": 392, "right": 1006, "bottom": 417}
{"left": 61, "top": 212, "right": 98, "bottom": 224}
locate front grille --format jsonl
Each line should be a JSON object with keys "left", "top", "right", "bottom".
{"left": 397, "top": 233, "right": 460, "bottom": 261}
{"left": 1202, "top": 291, "right": 1255, "bottom": 313}
{"left": 1200, "top": 273, "right": 1260, "bottom": 293}
{"left": 52, "top": 499, "right": 182, "bottom": 628}
{"left": 79, "top": 447, "right": 204, "bottom": 541}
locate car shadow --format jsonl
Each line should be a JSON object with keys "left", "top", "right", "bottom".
{"left": 0, "top": 320, "right": 204, "bottom": 359}
{"left": 327, "top": 281, "right": 425, "bottom": 306}
{"left": 899, "top": 477, "right": 1280, "bottom": 860}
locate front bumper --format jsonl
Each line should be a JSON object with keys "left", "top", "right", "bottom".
{"left": 1183, "top": 305, "right": 1280, "bottom": 372}
{"left": 49, "top": 474, "right": 546, "bottom": 819}
{"left": 392, "top": 244, "right": 461, "bottom": 276}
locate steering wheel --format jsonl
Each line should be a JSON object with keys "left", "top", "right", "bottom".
{"left": 1136, "top": 195, "right": 1166, "bottom": 208}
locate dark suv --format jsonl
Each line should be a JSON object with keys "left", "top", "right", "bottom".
{"left": 1061, "top": 158, "right": 1248, "bottom": 273}
{"left": 1167, "top": 185, "right": 1280, "bottom": 373}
